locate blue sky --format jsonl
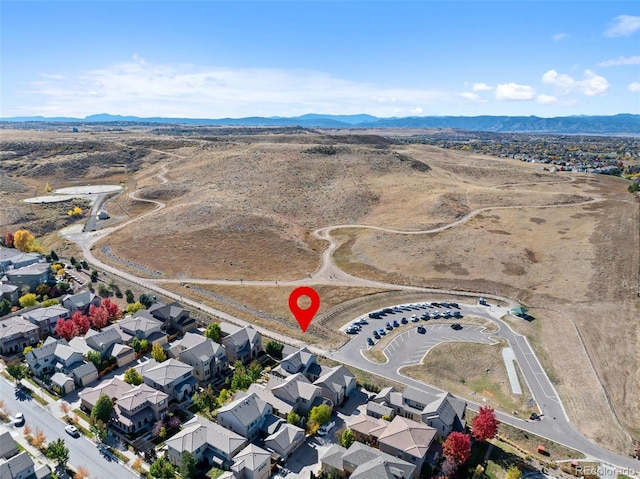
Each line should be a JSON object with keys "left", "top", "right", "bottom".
{"left": 1, "top": 1, "right": 639, "bottom": 118}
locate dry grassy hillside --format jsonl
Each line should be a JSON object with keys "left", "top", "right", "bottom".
{"left": 1, "top": 127, "right": 639, "bottom": 455}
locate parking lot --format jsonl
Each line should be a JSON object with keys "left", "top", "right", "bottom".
{"left": 335, "top": 301, "right": 500, "bottom": 368}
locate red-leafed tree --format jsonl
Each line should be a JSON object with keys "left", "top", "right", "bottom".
{"left": 471, "top": 406, "right": 500, "bottom": 441}
{"left": 442, "top": 431, "right": 471, "bottom": 465}
{"left": 89, "top": 304, "right": 109, "bottom": 330}
{"left": 71, "top": 311, "right": 90, "bottom": 336}
{"left": 101, "top": 298, "right": 122, "bottom": 322}
{"left": 5, "top": 232, "right": 14, "bottom": 248}
{"left": 55, "top": 318, "right": 78, "bottom": 341}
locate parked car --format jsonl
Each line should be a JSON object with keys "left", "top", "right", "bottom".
{"left": 14, "top": 413, "right": 24, "bottom": 427}
{"left": 378, "top": 328, "right": 386, "bottom": 336}
{"left": 442, "top": 311, "right": 451, "bottom": 318}
{"left": 367, "top": 338, "right": 375, "bottom": 347}
{"left": 401, "top": 317, "right": 408, "bottom": 324}
{"left": 392, "top": 319, "right": 400, "bottom": 328}
{"left": 529, "top": 413, "right": 542, "bottom": 421}
{"left": 450, "top": 323, "right": 463, "bottom": 330}
{"left": 346, "top": 327, "right": 359, "bottom": 335}
{"left": 373, "top": 330, "right": 381, "bottom": 339}
{"left": 318, "top": 421, "right": 336, "bottom": 436}
{"left": 385, "top": 322, "right": 393, "bottom": 331}
{"left": 431, "top": 311, "right": 440, "bottom": 319}
{"left": 65, "top": 425, "right": 80, "bottom": 437}
{"left": 452, "top": 310, "right": 463, "bottom": 318}
{"left": 449, "top": 302, "right": 459, "bottom": 308}
{"left": 413, "top": 316, "right": 421, "bottom": 322}
{"left": 417, "top": 325, "right": 426, "bottom": 334}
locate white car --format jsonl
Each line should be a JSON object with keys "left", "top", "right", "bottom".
{"left": 65, "top": 425, "right": 80, "bottom": 437}
{"left": 14, "top": 413, "right": 24, "bottom": 426}
{"left": 317, "top": 421, "right": 336, "bottom": 436}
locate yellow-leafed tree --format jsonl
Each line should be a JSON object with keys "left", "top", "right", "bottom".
{"left": 45, "top": 183, "right": 52, "bottom": 193}
{"left": 13, "top": 229, "right": 35, "bottom": 252}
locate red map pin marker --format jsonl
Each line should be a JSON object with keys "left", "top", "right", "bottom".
{"left": 289, "top": 286, "right": 320, "bottom": 332}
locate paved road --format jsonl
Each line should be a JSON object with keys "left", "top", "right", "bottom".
{"left": 0, "top": 377, "right": 138, "bottom": 479}
{"left": 332, "top": 301, "right": 640, "bottom": 473}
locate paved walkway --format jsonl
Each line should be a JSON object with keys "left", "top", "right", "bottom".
{"left": 502, "top": 347, "right": 523, "bottom": 395}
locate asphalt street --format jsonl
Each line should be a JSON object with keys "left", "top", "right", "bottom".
{"left": 0, "top": 376, "right": 138, "bottom": 479}
{"left": 332, "top": 301, "right": 640, "bottom": 473}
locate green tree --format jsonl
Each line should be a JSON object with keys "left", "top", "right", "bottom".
{"left": 36, "top": 284, "right": 51, "bottom": 298}
{"left": 91, "top": 393, "right": 113, "bottom": 423}
{"left": 125, "top": 289, "right": 135, "bottom": 303}
{"left": 265, "top": 340, "right": 284, "bottom": 359}
{"left": 180, "top": 450, "right": 198, "bottom": 479}
{"left": 125, "top": 301, "right": 145, "bottom": 314}
{"left": 151, "top": 343, "right": 167, "bottom": 362}
{"left": 506, "top": 465, "right": 522, "bottom": 479}
{"left": 287, "top": 410, "right": 301, "bottom": 426}
{"left": 139, "top": 294, "right": 154, "bottom": 308}
{"left": 19, "top": 293, "right": 38, "bottom": 308}
{"left": 87, "top": 350, "right": 102, "bottom": 368}
{"left": 149, "top": 457, "right": 176, "bottom": 479}
{"left": 231, "top": 361, "right": 252, "bottom": 391}
{"left": 193, "top": 385, "right": 218, "bottom": 416}
{"left": 248, "top": 361, "right": 262, "bottom": 382}
{"left": 204, "top": 322, "right": 221, "bottom": 342}
{"left": 50, "top": 250, "right": 59, "bottom": 262}
{"left": 123, "top": 367, "right": 143, "bottom": 385}
{"left": 90, "top": 418, "right": 108, "bottom": 443}
{"left": 341, "top": 428, "right": 355, "bottom": 448}
{"left": 46, "top": 438, "right": 69, "bottom": 468}
{"left": 309, "top": 404, "right": 332, "bottom": 427}
{"left": 40, "top": 298, "right": 59, "bottom": 307}
{"left": 0, "top": 299, "right": 11, "bottom": 316}
{"left": 6, "top": 361, "right": 28, "bottom": 384}
{"left": 217, "top": 388, "right": 230, "bottom": 407}
{"left": 90, "top": 270, "right": 99, "bottom": 282}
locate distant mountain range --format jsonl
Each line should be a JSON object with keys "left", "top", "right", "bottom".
{"left": 2, "top": 113, "right": 639, "bottom": 134}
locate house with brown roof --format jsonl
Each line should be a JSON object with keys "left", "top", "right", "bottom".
{"left": 319, "top": 441, "right": 415, "bottom": 479}
{"left": 346, "top": 415, "right": 388, "bottom": 445}
{"left": 78, "top": 377, "right": 169, "bottom": 434}
{"left": 377, "top": 416, "right": 437, "bottom": 474}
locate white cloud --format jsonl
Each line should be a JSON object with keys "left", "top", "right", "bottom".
{"left": 604, "top": 15, "right": 640, "bottom": 37}
{"left": 536, "top": 94, "right": 558, "bottom": 104}
{"left": 552, "top": 32, "right": 568, "bottom": 41}
{"left": 542, "top": 69, "right": 609, "bottom": 96}
{"left": 495, "top": 83, "right": 536, "bottom": 101}
{"left": 459, "top": 92, "right": 486, "bottom": 103}
{"left": 472, "top": 82, "right": 492, "bottom": 91}
{"left": 629, "top": 82, "right": 640, "bottom": 92}
{"left": 597, "top": 55, "right": 640, "bottom": 67}
{"left": 18, "top": 57, "right": 453, "bottom": 118}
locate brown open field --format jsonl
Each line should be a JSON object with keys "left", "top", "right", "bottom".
{"left": 1, "top": 127, "right": 638, "bottom": 455}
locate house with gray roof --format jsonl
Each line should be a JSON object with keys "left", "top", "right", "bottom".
{"left": 62, "top": 291, "right": 101, "bottom": 314}
{"left": 0, "top": 250, "right": 42, "bottom": 272}
{"left": 3, "top": 262, "right": 52, "bottom": 293}
{"left": 0, "top": 284, "right": 19, "bottom": 306}
{"left": 79, "top": 377, "right": 132, "bottom": 411}
{"left": 217, "top": 392, "right": 272, "bottom": 441}
{"left": 23, "top": 305, "right": 69, "bottom": 336}
{"left": 69, "top": 361, "right": 98, "bottom": 388}
{"left": 168, "top": 332, "right": 229, "bottom": 383}
{"left": 147, "top": 301, "right": 196, "bottom": 334}
{"left": 263, "top": 422, "right": 305, "bottom": 459}
{"left": 51, "top": 372, "right": 75, "bottom": 395}
{"left": 0, "top": 316, "right": 39, "bottom": 355}
{"left": 85, "top": 327, "right": 121, "bottom": 358}
{"left": 25, "top": 336, "right": 96, "bottom": 389}
{"left": 231, "top": 444, "right": 271, "bottom": 479}
{"left": 313, "top": 364, "right": 356, "bottom": 407}
{"left": 165, "top": 415, "right": 247, "bottom": 469}
{"left": 320, "top": 441, "right": 415, "bottom": 479}
{"left": 118, "top": 314, "right": 166, "bottom": 345}
{"left": 267, "top": 372, "right": 324, "bottom": 416}
{"left": 25, "top": 337, "right": 66, "bottom": 377}
{"left": 246, "top": 383, "right": 293, "bottom": 419}
{"left": 0, "top": 430, "right": 19, "bottom": 459}
{"left": 271, "top": 347, "right": 316, "bottom": 378}
{"left": 135, "top": 358, "right": 198, "bottom": 403}
{"left": 222, "top": 325, "right": 262, "bottom": 364}
{"left": 109, "top": 343, "right": 136, "bottom": 368}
